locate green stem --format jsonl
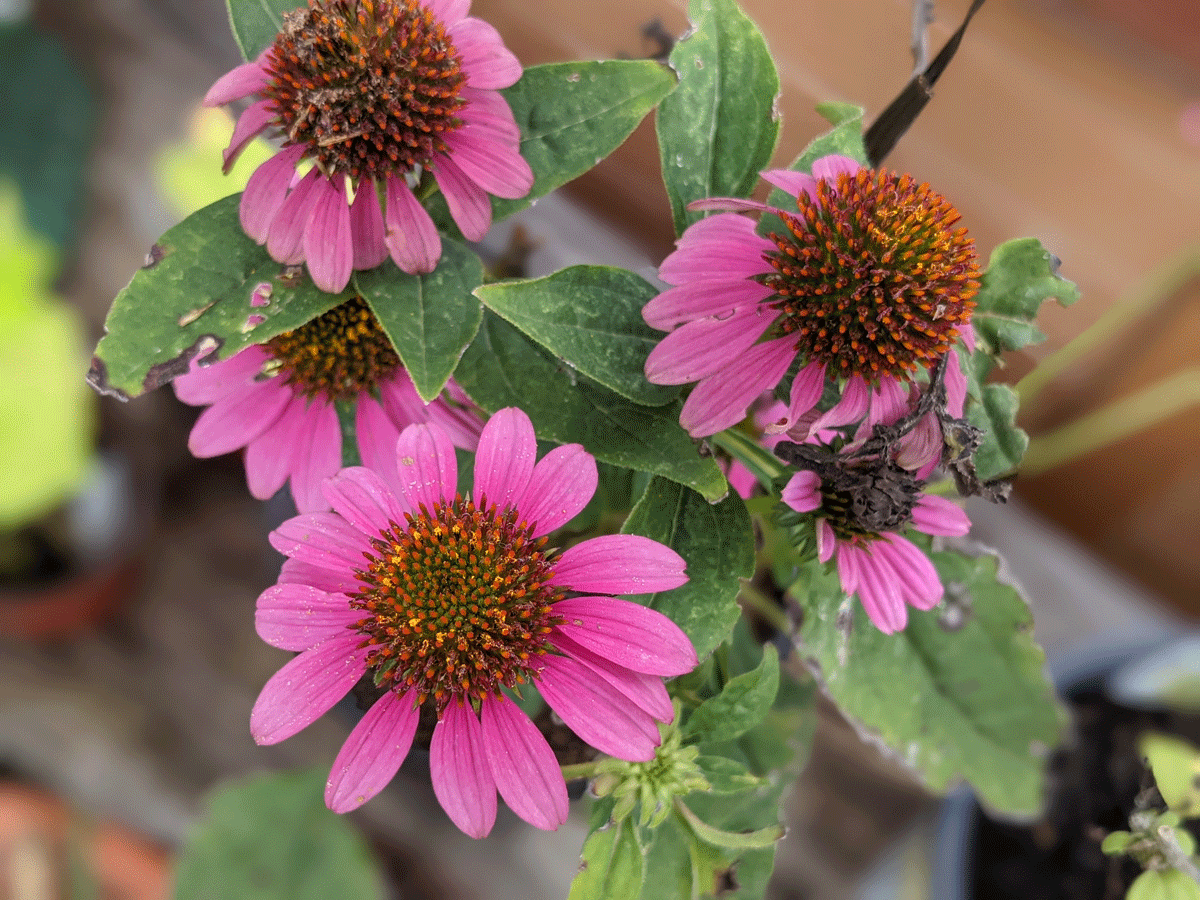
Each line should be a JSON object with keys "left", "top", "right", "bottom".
{"left": 1021, "top": 368, "right": 1200, "bottom": 476}
{"left": 1016, "top": 247, "right": 1200, "bottom": 413}
{"left": 710, "top": 428, "right": 786, "bottom": 488}
{"left": 674, "top": 798, "right": 785, "bottom": 850}
{"left": 560, "top": 761, "right": 605, "bottom": 781}
{"left": 737, "top": 582, "right": 791, "bottom": 636}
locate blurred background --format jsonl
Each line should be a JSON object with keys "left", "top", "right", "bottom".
{"left": 1, "top": 0, "right": 1197, "bottom": 897}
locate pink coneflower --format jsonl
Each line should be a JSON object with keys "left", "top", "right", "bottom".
{"left": 643, "top": 155, "right": 981, "bottom": 438}
{"left": 207, "top": 0, "right": 533, "bottom": 292}
{"left": 781, "top": 457, "right": 970, "bottom": 634}
{"left": 174, "top": 296, "right": 481, "bottom": 512}
{"left": 250, "top": 407, "right": 696, "bottom": 835}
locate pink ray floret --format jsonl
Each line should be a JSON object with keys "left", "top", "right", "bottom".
{"left": 249, "top": 407, "right": 697, "bottom": 836}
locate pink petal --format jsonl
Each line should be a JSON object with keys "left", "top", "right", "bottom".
{"left": 516, "top": 443, "right": 597, "bottom": 538}
{"left": 430, "top": 702, "right": 497, "bottom": 838}
{"left": 782, "top": 470, "right": 822, "bottom": 513}
{"left": 325, "top": 691, "right": 420, "bottom": 812}
{"left": 249, "top": 632, "right": 369, "bottom": 744}
{"left": 536, "top": 654, "right": 660, "bottom": 761}
{"left": 911, "top": 495, "right": 971, "bottom": 537}
{"left": 322, "top": 466, "right": 409, "bottom": 536}
{"left": 269, "top": 511, "right": 373, "bottom": 570}
{"left": 451, "top": 18, "right": 523, "bottom": 89}
{"left": 675, "top": 210, "right": 767, "bottom": 248}
{"left": 760, "top": 168, "right": 819, "bottom": 202}
{"left": 285, "top": 398, "right": 344, "bottom": 514}
{"left": 834, "top": 540, "right": 859, "bottom": 593}
{"left": 551, "top": 633, "right": 674, "bottom": 721}
{"left": 644, "top": 306, "right": 776, "bottom": 385}
{"left": 432, "top": 153, "right": 491, "bottom": 241}
{"left": 853, "top": 546, "right": 907, "bottom": 634}
{"left": 223, "top": 99, "right": 274, "bottom": 173}
{"left": 480, "top": 694, "right": 568, "bottom": 831}
{"left": 458, "top": 86, "right": 521, "bottom": 142}
{"left": 551, "top": 595, "right": 697, "bottom": 676}
{"left": 443, "top": 129, "right": 532, "bottom": 199}
{"left": 811, "top": 154, "right": 863, "bottom": 182}
{"left": 303, "top": 176, "right": 354, "bottom": 293}
{"left": 349, "top": 179, "right": 389, "bottom": 270}
{"left": 204, "top": 57, "right": 270, "bottom": 107}
{"left": 472, "top": 407, "right": 537, "bottom": 512}
{"left": 642, "top": 278, "right": 774, "bottom": 332}
{"left": 807, "top": 374, "right": 870, "bottom": 435}
{"left": 679, "top": 336, "right": 795, "bottom": 437}
{"left": 427, "top": 0, "right": 470, "bottom": 27}
{"left": 187, "top": 378, "right": 290, "bottom": 457}
{"left": 816, "top": 519, "right": 836, "bottom": 563}
{"left": 355, "top": 396, "right": 403, "bottom": 493}
{"left": 946, "top": 347, "right": 968, "bottom": 417}
{"left": 173, "top": 345, "right": 269, "bottom": 405}
{"left": 279, "top": 556, "right": 363, "bottom": 596}
{"left": 240, "top": 145, "right": 305, "bottom": 244}
{"left": 395, "top": 423, "right": 458, "bottom": 512}
{"left": 865, "top": 377, "right": 908, "bottom": 430}
{"left": 877, "top": 535, "right": 943, "bottom": 610}
{"left": 552, "top": 534, "right": 687, "bottom": 595}
{"left": 266, "top": 167, "right": 324, "bottom": 265}
{"left": 385, "top": 176, "right": 441, "bottom": 274}
{"left": 775, "top": 360, "right": 826, "bottom": 432}
{"left": 244, "top": 394, "right": 317, "bottom": 503}
{"left": 687, "top": 196, "right": 771, "bottom": 214}
{"left": 659, "top": 234, "right": 774, "bottom": 286}
{"left": 378, "top": 367, "right": 427, "bottom": 425}
{"left": 255, "top": 583, "right": 358, "bottom": 651}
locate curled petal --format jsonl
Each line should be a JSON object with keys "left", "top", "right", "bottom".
{"left": 911, "top": 495, "right": 971, "bottom": 537}
{"left": 781, "top": 470, "right": 822, "bottom": 513}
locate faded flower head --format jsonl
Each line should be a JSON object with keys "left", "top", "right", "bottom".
{"left": 251, "top": 408, "right": 697, "bottom": 835}
{"left": 174, "top": 295, "right": 482, "bottom": 512}
{"left": 644, "top": 154, "right": 980, "bottom": 439}
{"left": 206, "top": 0, "right": 533, "bottom": 292}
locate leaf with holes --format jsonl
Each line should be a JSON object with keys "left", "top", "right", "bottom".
{"left": 656, "top": 0, "right": 780, "bottom": 236}
{"left": 90, "top": 194, "right": 348, "bottom": 400}
{"left": 354, "top": 240, "right": 483, "bottom": 402}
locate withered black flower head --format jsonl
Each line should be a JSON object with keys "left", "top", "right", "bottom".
{"left": 264, "top": 0, "right": 467, "bottom": 181}
{"left": 763, "top": 167, "right": 981, "bottom": 382}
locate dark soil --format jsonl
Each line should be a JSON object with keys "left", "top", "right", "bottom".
{"left": 971, "top": 689, "right": 1200, "bottom": 900}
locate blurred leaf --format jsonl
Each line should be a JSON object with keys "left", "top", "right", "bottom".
{"left": 355, "top": 241, "right": 484, "bottom": 401}
{"left": 795, "top": 548, "right": 1065, "bottom": 817}
{"left": 1128, "top": 869, "right": 1200, "bottom": 900}
{"left": 656, "top": 0, "right": 780, "bottom": 235}
{"left": 622, "top": 477, "right": 754, "bottom": 660}
{"left": 455, "top": 312, "right": 725, "bottom": 499}
{"left": 90, "top": 194, "right": 349, "bottom": 400}
{"left": 569, "top": 817, "right": 646, "bottom": 900}
{"left": 226, "top": 0, "right": 295, "bottom": 61}
{"left": 683, "top": 645, "right": 779, "bottom": 744}
{"left": 173, "top": 768, "right": 383, "bottom": 900}
{"left": 476, "top": 266, "right": 676, "bottom": 406}
{"left": 1140, "top": 732, "right": 1200, "bottom": 816}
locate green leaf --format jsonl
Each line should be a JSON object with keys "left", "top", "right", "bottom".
{"left": 758, "top": 105, "right": 867, "bottom": 238}
{"left": 226, "top": 0, "right": 295, "bottom": 61}
{"left": 569, "top": 817, "right": 646, "bottom": 900}
{"left": 684, "top": 645, "right": 779, "bottom": 744}
{"left": 476, "top": 266, "right": 676, "bottom": 406}
{"left": 676, "top": 801, "right": 784, "bottom": 851}
{"left": 429, "top": 61, "right": 676, "bottom": 231}
{"left": 1100, "top": 830, "right": 1134, "bottom": 854}
{"left": 1128, "top": 869, "right": 1200, "bottom": 900}
{"left": 638, "top": 822, "right": 695, "bottom": 900}
{"left": 0, "top": 22, "right": 95, "bottom": 249}
{"left": 971, "top": 237, "right": 1081, "bottom": 379}
{"left": 354, "top": 241, "right": 483, "bottom": 401}
{"left": 89, "top": 194, "right": 349, "bottom": 400}
{"left": 694, "top": 756, "right": 764, "bottom": 794}
{"left": 796, "top": 548, "right": 1065, "bottom": 817}
{"left": 656, "top": 0, "right": 780, "bottom": 235}
{"left": 621, "top": 477, "right": 754, "bottom": 659}
{"left": 968, "top": 382, "right": 1028, "bottom": 480}
{"left": 455, "top": 312, "right": 726, "bottom": 499}
{"left": 173, "top": 768, "right": 383, "bottom": 900}
{"left": 1140, "top": 732, "right": 1200, "bottom": 816}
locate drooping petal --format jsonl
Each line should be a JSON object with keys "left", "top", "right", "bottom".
{"left": 204, "top": 57, "right": 270, "bottom": 106}
{"left": 385, "top": 175, "right": 441, "bottom": 274}
{"left": 517, "top": 444, "right": 597, "bottom": 538}
{"left": 536, "top": 655, "right": 660, "bottom": 761}
{"left": 394, "top": 422, "right": 458, "bottom": 512}
{"left": 644, "top": 306, "right": 777, "bottom": 385}
{"left": 325, "top": 691, "right": 420, "bottom": 813}
{"left": 781, "top": 470, "right": 822, "bottom": 513}
{"left": 269, "top": 511, "right": 374, "bottom": 570}
{"left": 266, "top": 167, "right": 324, "bottom": 265}
{"left": 443, "top": 128, "right": 532, "bottom": 199}
{"left": 255, "top": 583, "right": 358, "bottom": 651}
{"left": 322, "top": 466, "right": 409, "bottom": 537}
{"left": 250, "top": 632, "right": 369, "bottom": 744}
{"left": 816, "top": 519, "right": 836, "bottom": 563}
{"left": 642, "top": 278, "right": 774, "bottom": 332}
{"left": 430, "top": 702, "right": 497, "bottom": 838}
{"left": 877, "top": 535, "right": 944, "bottom": 611}
{"left": 285, "top": 398, "right": 343, "bottom": 513}
{"left": 222, "top": 99, "right": 274, "bottom": 173}
{"left": 551, "top": 595, "right": 697, "bottom": 676}
{"left": 552, "top": 535, "right": 687, "bottom": 595}
{"left": 679, "top": 336, "right": 795, "bottom": 437}
{"left": 910, "top": 495, "right": 972, "bottom": 537}
{"left": 450, "top": 18, "right": 522, "bottom": 89}
{"left": 243, "top": 395, "right": 314, "bottom": 501}
{"left": 349, "top": 179, "right": 389, "bottom": 270}
{"left": 852, "top": 546, "right": 907, "bottom": 634}
{"left": 355, "top": 396, "right": 403, "bottom": 494}
{"left": 472, "top": 407, "right": 536, "bottom": 512}
{"left": 480, "top": 693, "right": 568, "bottom": 831}
{"left": 240, "top": 144, "right": 306, "bottom": 244}
{"left": 945, "top": 346, "right": 968, "bottom": 417}
{"left": 173, "top": 345, "right": 269, "bottom": 405}
{"left": 834, "top": 540, "right": 859, "bottom": 593}
{"left": 303, "top": 176, "right": 354, "bottom": 293}
{"left": 806, "top": 373, "right": 870, "bottom": 435}
{"left": 770, "top": 360, "right": 826, "bottom": 433}
{"left": 187, "top": 379, "right": 290, "bottom": 457}
{"left": 432, "top": 153, "right": 491, "bottom": 240}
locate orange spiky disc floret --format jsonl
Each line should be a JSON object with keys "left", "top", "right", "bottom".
{"left": 350, "top": 496, "right": 563, "bottom": 712}
{"left": 763, "top": 168, "right": 981, "bottom": 382}
{"left": 264, "top": 0, "right": 467, "bottom": 181}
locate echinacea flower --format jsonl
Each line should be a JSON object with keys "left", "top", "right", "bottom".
{"left": 251, "top": 407, "right": 696, "bottom": 835}
{"left": 643, "top": 155, "right": 981, "bottom": 438}
{"left": 174, "top": 296, "right": 481, "bottom": 512}
{"left": 781, "top": 451, "right": 970, "bottom": 634}
{"left": 207, "top": 0, "right": 533, "bottom": 292}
